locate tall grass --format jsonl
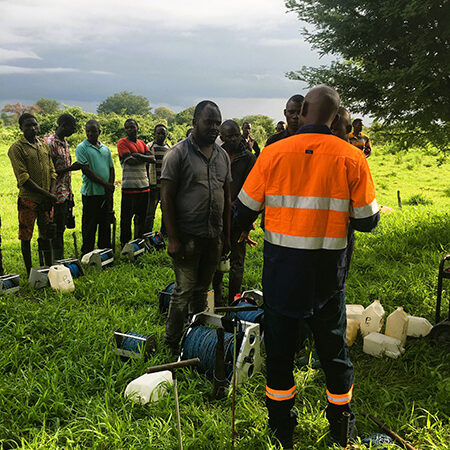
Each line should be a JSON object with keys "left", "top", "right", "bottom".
{"left": 0, "top": 143, "right": 449, "bottom": 448}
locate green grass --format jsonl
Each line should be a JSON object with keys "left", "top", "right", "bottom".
{"left": 0, "top": 142, "right": 449, "bottom": 449}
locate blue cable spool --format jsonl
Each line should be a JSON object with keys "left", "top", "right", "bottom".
{"left": 101, "top": 252, "right": 109, "bottom": 261}
{"left": 159, "top": 281, "right": 175, "bottom": 315}
{"left": 181, "top": 325, "right": 242, "bottom": 381}
{"left": 66, "top": 263, "right": 80, "bottom": 279}
{"left": 361, "top": 433, "right": 394, "bottom": 448}
{"left": 2, "top": 278, "right": 15, "bottom": 290}
{"left": 133, "top": 243, "right": 140, "bottom": 252}
{"left": 230, "top": 299, "right": 264, "bottom": 325}
{"left": 121, "top": 332, "right": 148, "bottom": 354}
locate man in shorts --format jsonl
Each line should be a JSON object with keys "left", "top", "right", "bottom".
{"left": 8, "top": 113, "right": 58, "bottom": 275}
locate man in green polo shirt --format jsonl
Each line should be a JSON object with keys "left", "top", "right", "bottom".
{"left": 76, "top": 119, "right": 115, "bottom": 255}
{"left": 8, "top": 113, "right": 58, "bottom": 275}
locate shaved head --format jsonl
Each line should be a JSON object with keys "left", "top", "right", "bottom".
{"left": 301, "top": 85, "right": 340, "bottom": 127}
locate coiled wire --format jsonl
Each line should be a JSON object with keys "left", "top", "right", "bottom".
{"left": 181, "top": 324, "right": 242, "bottom": 381}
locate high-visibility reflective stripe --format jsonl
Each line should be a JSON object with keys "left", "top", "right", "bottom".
{"left": 327, "top": 386, "right": 353, "bottom": 405}
{"left": 265, "top": 230, "right": 348, "bottom": 250}
{"left": 350, "top": 199, "right": 379, "bottom": 219}
{"left": 238, "top": 189, "right": 264, "bottom": 212}
{"left": 266, "top": 385, "right": 297, "bottom": 401}
{"left": 266, "top": 195, "right": 350, "bottom": 213}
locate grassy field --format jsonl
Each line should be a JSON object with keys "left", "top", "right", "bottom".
{"left": 0, "top": 140, "right": 449, "bottom": 449}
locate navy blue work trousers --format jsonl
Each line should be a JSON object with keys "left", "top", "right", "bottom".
{"left": 264, "top": 290, "right": 354, "bottom": 431}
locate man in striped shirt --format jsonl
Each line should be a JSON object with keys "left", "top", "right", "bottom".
{"left": 349, "top": 118, "right": 372, "bottom": 157}
{"left": 117, "top": 119, "right": 155, "bottom": 247}
{"left": 145, "top": 124, "right": 170, "bottom": 235}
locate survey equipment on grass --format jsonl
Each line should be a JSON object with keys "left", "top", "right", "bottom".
{"left": 159, "top": 281, "right": 175, "bottom": 315}
{"left": 143, "top": 231, "right": 166, "bottom": 251}
{"left": 81, "top": 248, "right": 114, "bottom": 269}
{"left": 121, "top": 238, "right": 146, "bottom": 261}
{"left": 113, "top": 330, "right": 156, "bottom": 361}
{"left": 214, "top": 305, "right": 261, "bottom": 447}
{"left": 241, "top": 289, "right": 263, "bottom": 305}
{"left": 0, "top": 273, "right": 20, "bottom": 295}
{"left": 146, "top": 358, "right": 200, "bottom": 450}
{"left": 181, "top": 310, "right": 263, "bottom": 387}
{"left": 229, "top": 296, "right": 264, "bottom": 328}
{"left": 431, "top": 254, "right": 450, "bottom": 347}
{"left": 180, "top": 306, "right": 262, "bottom": 447}
{"left": 28, "top": 266, "right": 50, "bottom": 289}
{"left": 55, "top": 258, "right": 84, "bottom": 279}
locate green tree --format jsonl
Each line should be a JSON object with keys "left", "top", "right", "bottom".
{"left": 240, "top": 115, "right": 274, "bottom": 138}
{"left": 97, "top": 91, "right": 151, "bottom": 116}
{"left": 175, "top": 106, "right": 195, "bottom": 125}
{"left": 1, "top": 112, "right": 15, "bottom": 126}
{"left": 285, "top": 0, "right": 450, "bottom": 150}
{"left": 154, "top": 106, "right": 176, "bottom": 123}
{"left": 36, "top": 98, "right": 61, "bottom": 115}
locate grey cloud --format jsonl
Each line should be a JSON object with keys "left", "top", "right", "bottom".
{"left": 0, "top": 48, "right": 41, "bottom": 62}
{"left": 0, "top": 0, "right": 331, "bottom": 117}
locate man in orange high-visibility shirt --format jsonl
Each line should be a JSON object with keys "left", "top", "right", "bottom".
{"left": 236, "top": 86, "right": 380, "bottom": 448}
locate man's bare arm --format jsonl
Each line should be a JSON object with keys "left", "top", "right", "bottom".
{"left": 23, "top": 179, "right": 57, "bottom": 202}
{"left": 81, "top": 166, "right": 114, "bottom": 192}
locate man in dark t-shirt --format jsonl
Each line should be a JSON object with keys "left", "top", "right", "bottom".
{"left": 212, "top": 120, "right": 256, "bottom": 305}
{"left": 265, "top": 94, "right": 304, "bottom": 147}
{"left": 242, "top": 121, "right": 261, "bottom": 157}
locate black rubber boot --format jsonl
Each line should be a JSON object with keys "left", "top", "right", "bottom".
{"left": 269, "top": 409, "right": 297, "bottom": 449}
{"left": 326, "top": 403, "right": 357, "bottom": 445}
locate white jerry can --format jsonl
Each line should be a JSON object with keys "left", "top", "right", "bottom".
{"left": 346, "top": 304, "right": 364, "bottom": 322}
{"left": 360, "top": 300, "right": 385, "bottom": 337}
{"left": 385, "top": 307, "right": 409, "bottom": 346}
{"left": 363, "top": 332, "right": 405, "bottom": 359}
{"left": 124, "top": 371, "right": 173, "bottom": 404}
{"left": 48, "top": 265, "right": 75, "bottom": 292}
{"left": 407, "top": 315, "right": 433, "bottom": 337}
{"left": 346, "top": 318, "right": 360, "bottom": 347}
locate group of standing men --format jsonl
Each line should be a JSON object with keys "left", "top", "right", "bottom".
{"left": 6, "top": 86, "right": 376, "bottom": 448}
{"left": 6, "top": 114, "right": 173, "bottom": 275}
{"left": 160, "top": 87, "right": 378, "bottom": 449}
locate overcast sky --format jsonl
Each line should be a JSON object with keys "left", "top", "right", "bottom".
{"left": 0, "top": 0, "right": 333, "bottom": 122}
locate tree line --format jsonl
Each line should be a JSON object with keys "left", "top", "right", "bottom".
{"left": 1, "top": 92, "right": 275, "bottom": 148}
